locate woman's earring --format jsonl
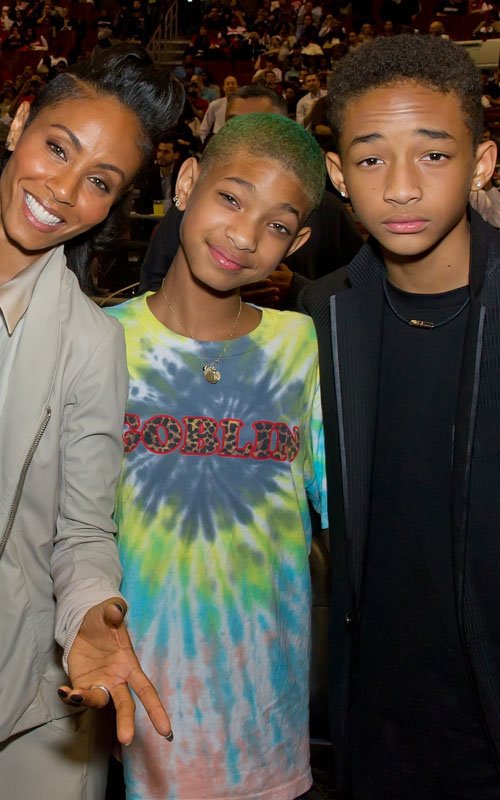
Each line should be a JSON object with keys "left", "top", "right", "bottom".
{"left": 173, "top": 194, "right": 181, "bottom": 208}
{"left": 476, "top": 181, "right": 482, "bottom": 189}
{"left": 340, "top": 190, "right": 347, "bottom": 198}
{"left": 5, "top": 140, "right": 11, "bottom": 150}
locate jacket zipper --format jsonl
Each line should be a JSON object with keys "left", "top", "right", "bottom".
{"left": 0, "top": 407, "right": 52, "bottom": 560}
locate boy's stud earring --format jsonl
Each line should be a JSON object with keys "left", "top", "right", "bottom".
{"left": 173, "top": 194, "right": 181, "bottom": 209}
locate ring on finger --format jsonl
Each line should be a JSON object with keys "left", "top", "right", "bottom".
{"left": 90, "top": 684, "right": 111, "bottom": 704}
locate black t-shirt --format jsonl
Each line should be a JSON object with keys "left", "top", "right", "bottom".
{"left": 349, "top": 280, "right": 500, "bottom": 799}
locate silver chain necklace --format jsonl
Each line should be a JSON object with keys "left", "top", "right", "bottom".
{"left": 161, "top": 277, "right": 243, "bottom": 384}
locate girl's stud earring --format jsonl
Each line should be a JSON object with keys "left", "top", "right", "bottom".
{"left": 173, "top": 194, "right": 181, "bottom": 208}
{"left": 476, "top": 181, "right": 482, "bottom": 189}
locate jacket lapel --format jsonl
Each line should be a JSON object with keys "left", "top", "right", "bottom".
{"left": 0, "top": 248, "right": 64, "bottom": 533}
{"left": 452, "top": 211, "right": 496, "bottom": 617}
{"left": 330, "top": 242, "right": 385, "bottom": 604}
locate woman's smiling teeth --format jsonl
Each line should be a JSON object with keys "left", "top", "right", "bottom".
{"left": 25, "top": 192, "right": 63, "bottom": 226}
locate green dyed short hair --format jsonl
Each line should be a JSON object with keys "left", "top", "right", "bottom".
{"left": 200, "top": 113, "right": 326, "bottom": 214}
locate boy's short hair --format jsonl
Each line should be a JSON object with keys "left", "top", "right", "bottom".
{"left": 199, "top": 112, "right": 326, "bottom": 213}
{"left": 328, "top": 34, "right": 483, "bottom": 151}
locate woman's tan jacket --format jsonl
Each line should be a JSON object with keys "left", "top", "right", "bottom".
{"left": 0, "top": 247, "right": 128, "bottom": 742}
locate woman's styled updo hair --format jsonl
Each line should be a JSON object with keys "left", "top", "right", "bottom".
{"left": 25, "top": 45, "right": 185, "bottom": 289}
{"left": 28, "top": 44, "right": 184, "bottom": 162}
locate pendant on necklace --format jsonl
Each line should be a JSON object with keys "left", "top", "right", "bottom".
{"left": 203, "top": 364, "right": 221, "bottom": 384}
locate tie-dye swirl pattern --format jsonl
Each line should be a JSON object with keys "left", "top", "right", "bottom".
{"left": 107, "top": 295, "right": 327, "bottom": 800}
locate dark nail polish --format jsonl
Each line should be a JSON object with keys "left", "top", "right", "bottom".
{"left": 57, "top": 688, "right": 68, "bottom": 699}
{"left": 69, "top": 694, "right": 83, "bottom": 705}
{"left": 165, "top": 731, "right": 174, "bottom": 742}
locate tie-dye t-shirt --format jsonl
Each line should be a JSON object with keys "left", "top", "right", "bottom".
{"left": 107, "top": 294, "right": 327, "bottom": 800}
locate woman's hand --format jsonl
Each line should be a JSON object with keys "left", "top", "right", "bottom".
{"left": 58, "top": 598, "right": 173, "bottom": 746}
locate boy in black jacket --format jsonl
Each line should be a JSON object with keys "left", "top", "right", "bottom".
{"left": 301, "top": 33, "right": 500, "bottom": 799}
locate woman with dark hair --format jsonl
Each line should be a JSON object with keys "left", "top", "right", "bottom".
{"left": 0, "top": 44, "right": 183, "bottom": 799}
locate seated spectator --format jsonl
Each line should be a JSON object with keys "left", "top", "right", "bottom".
{"left": 92, "top": 25, "right": 113, "bottom": 55}
{"left": 113, "top": 4, "right": 131, "bottom": 39}
{"left": 283, "top": 83, "right": 298, "bottom": 116}
{"left": 13, "top": 72, "right": 24, "bottom": 91}
{"left": 483, "top": 68, "right": 500, "bottom": 98}
{"left": 347, "top": 29, "right": 361, "bottom": 48}
{"left": 128, "top": 0, "right": 147, "bottom": 42}
{"left": 251, "top": 13, "right": 272, "bottom": 42}
{"left": 186, "top": 78, "right": 209, "bottom": 120}
{"left": 55, "top": 6, "right": 73, "bottom": 33}
{"left": 199, "top": 73, "right": 238, "bottom": 142}
{"left": 359, "top": 21, "right": 376, "bottom": 40}
{"left": 203, "top": 4, "right": 227, "bottom": 38}
{"left": 24, "top": 24, "right": 48, "bottom": 48}
{"left": 174, "top": 53, "right": 201, "bottom": 83}
{"left": 36, "top": 0, "right": 56, "bottom": 40}
{"left": 227, "top": 0, "right": 246, "bottom": 29}
{"left": 242, "top": 28, "right": 265, "bottom": 59}
{"left": 190, "top": 72, "right": 218, "bottom": 102}
{"left": 295, "top": 71, "right": 326, "bottom": 126}
{"left": 317, "top": 54, "right": 333, "bottom": 84}
{"left": 381, "top": 19, "right": 396, "bottom": 34}
{"left": 189, "top": 23, "right": 211, "bottom": 56}
{"left": 285, "top": 52, "right": 305, "bottom": 80}
{"left": 205, "top": 70, "right": 221, "bottom": 98}
{"left": 0, "top": 4, "right": 13, "bottom": 31}
{"left": 8, "top": 72, "right": 44, "bottom": 116}
{"left": 479, "top": 70, "right": 492, "bottom": 107}
{"left": 429, "top": 19, "right": 449, "bottom": 35}
{"left": 53, "top": 9, "right": 77, "bottom": 58}
{"left": 2, "top": 23, "right": 24, "bottom": 49}
{"left": 253, "top": 51, "right": 283, "bottom": 82}
{"left": 296, "top": 0, "right": 322, "bottom": 27}
{"left": 319, "top": 14, "right": 346, "bottom": 44}
{"left": 297, "top": 66, "right": 310, "bottom": 86}
{"left": 276, "top": 24, "right": 297, "bottom": 55}
{"left": 12, "top": 8, "right": 25, "bottom": 29}
{"left": 134, "top": 137, "right": 182, "bottom": 214}
{"left": 164, "top": 118, "right": 202, "bottom": 158}
{"left": 178, "top": 96, "right": 203, "bottom": 143}
{"left": 268, "top": 34, "right": 291, "bottom": 60}
{"left": 296, "top": 12, "right": 319, "bottom": 41}
{"left": 263, "top": 67, "right": 281, "bottom": 91}
{"left": 227, "top": 14, "right": 246, "bottom": 36}
{"left": 227, "top": 14, "right": 247, "bottom": 56}
{"left": 0, "top": 81, "right": 14, "bottom": 116}
{"left": 308, "top": 92, "right": 334, "bottom": 150}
